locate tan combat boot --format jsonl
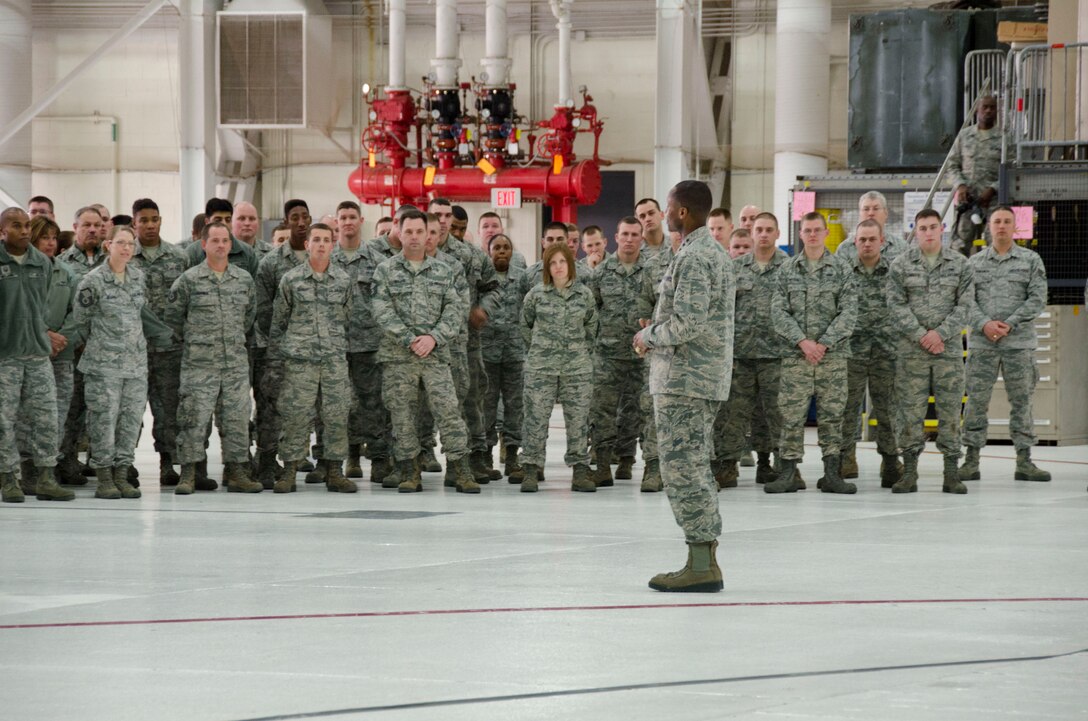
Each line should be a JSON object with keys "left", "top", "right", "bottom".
{"left": 840, "top": 447, "right": 859, "bottom": 479}
{"left": 892, "top": 452, "right": 919, "bottom": 493}
{"left": 93, "top": 467, "right": 121, "bottom": 500}
{"left": 520, "top": 464, "right": 540, "bottom": 493}
{"left": 716, "top": 460, "right": 738, "bottom": 489}
{"left": 943, "top": 454, "right": 968, "bottom": 494}
{"left": 417, "top": 447, "right": 442, "bottom": 473}
{"left": 305, "top": 459, "right": 327, "bottom": 484}
{"left": 571, "top": 463, "right": 596, "bottom": 492}
{"left": 1014, "top": 449, "right": 1051, "bottom": 482}
{"left": 273, "top": 461, "right": 299, "bottom": 494}
{"left": 648, "top": 541, "right": 723, "bottom": 593}
{"left": 225, "top": 462, "right": 263, "bottom": 493}
{"left": 344, "top": 444, "right": 364, "bottom": 479}
{"left": 504, "top": 445, "right": 525, "bottom": 483}
{"left": 454, "top": 456, "right": 481, "bottom": 494}
{"left": 175, "top": 464, "right": 197, "bottom": 495}
{"left": 640, "top": 459, "right": 663, "bottom": 493}
{"left": 592, "top": 446, "right": 614, "bottom": 487}
{"left": 397, "top": 458, "right": 422, "bottom": 493}
{"left": 326, "top": 461, "right": 358, "bottom": 493}
{"left": 764, "top": 459, "right": 803, "bottom": 494}
{"left": 113, "top": 465, "right": 142, "bottom": 499}
{"left": 615, "top": 456, "right": 635, "bottom": 480}
{"left": 1, "top": 472, "right": 25, "bottom": 503}
{"left": 958, "top": 446, "right": 981, "bottom": 481}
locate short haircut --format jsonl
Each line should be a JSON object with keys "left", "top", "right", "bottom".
{"left": 201, "top": 220, "right": 231, "bottom": 242}
{"left": 30, "top": 216, "right": 61, "bottom": 247}
{"left": 859, "top": 190, "right": 887, "bottom": 211}
{"left": 273, "top": 223, "right": 289, "bottom": 233}
{"left": 307, "top": 222, "right": 334, "bottom": 239}
{"left": 669, "top": 180, "right": 713, "bottom": 222}
{"left": 855, "top": 218, "right": 883, "bottom": 234}
{"left": 478, "top": 211, "right": 502, "bottom": 226}
{"left": 635, "top": 197, "right": 660, "bottom": 211}
{"left": 565, "top": 223, "right": 579, "bottom": 233}
{"left": 800, "top": 211, "right": 826, "bottom": 227}
{"left": 425, "top": 212, "right": 438, "bottom": 224}
{"left": 709, "top": 207, "right": 733, "bottom": 221}
{"left": 541, "top": 243, "right": 577, "bottom": 286}
{"left": 618, "top": 215, "right": 641, "bottom": 228}
{"left": 75, "top": 205, "right": 100, "bottom": 222}
{"left": 336, "top": 200, "right": 361, "bottom": 214}
{"left": 205, "top": 197, "right": 233, "bottom": 217}
{"left": 753, "top": 211, "right": 779, "bottom": 229}
{"left": 283, "top": 198, "right": 309, "bottom": 217}
{"left": 990, "top": 205, "right": 1015, "bottom": 219}
{"left": 57, "top": 230, "right": 75, "bottom": 252}
{"left": 915, "top": 208, "right": 942, "bottom": 224}
{"left": 28, "top": 195, "right": 54, "bottom": 211}
{"left": 543, "top": 220, "right": 568, "bottom": 236}
{"left": 428, "top": 197, "right": 452, "bottom": 209}
{"left": 132, "top": 198, "right": 159, "bottom": 216}
{"left": 111, "top": 214, "right": 133, "bottom": 227}
{"left": 581, "top": 225, "right": 603, "bottom": 238}
{"left": 376, "top": 216, "right": 393, "bottom": 226}
{"left": 488, "top": 233, "right": 512, "bottom": 251}
{"left": 729, "top": 228, "right": 751, "bottom": 240}
{"left": 451, "top": 205, "right": 468, "bottom": 222}
{"left": 394, "top": 204, "right": 418, "bottom": 219}
{"left": 191, "top": 213, "right": 206, "bottom": 234}
{"left": 397, "top": 208, "right": 428, "bottom": 226}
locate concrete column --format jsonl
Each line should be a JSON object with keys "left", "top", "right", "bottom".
{"left": 772, "top": 0, "right": 830, "bottom": 230}
{"left": 0, "top": 0, "right": 33, "bottom": 207}
{"left": 179, "top": 0, "right": 218, "bottom": 236}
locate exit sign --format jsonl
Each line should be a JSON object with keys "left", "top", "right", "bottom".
{"left": 491, "top": 188, "right": 522, "bottom": 209}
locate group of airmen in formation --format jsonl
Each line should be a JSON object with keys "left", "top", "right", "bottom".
{"left": 0, "top": 178, "right": 1054, "bottom": 525}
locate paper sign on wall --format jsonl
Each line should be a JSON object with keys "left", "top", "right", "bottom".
{"left": 792, "top": 191, "right": 816, "bottom": 221}
{"left": 1012, "top": 206, "right": 1034, "bottom": 239}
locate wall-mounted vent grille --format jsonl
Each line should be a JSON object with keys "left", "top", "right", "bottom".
{"left": 218, "top": 12, "right": 306, "bottom": 127}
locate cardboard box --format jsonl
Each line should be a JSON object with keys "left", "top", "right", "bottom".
{"left": 998, "top": 21, "right": 1048, "bottom": 44}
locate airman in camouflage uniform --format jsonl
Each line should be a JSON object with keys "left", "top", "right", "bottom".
{"left": 634, "top": 241, "right": 674, "bottom": 493}
{"left": 232, "top": 201, "right": 274, "bottom": 263}
{"left": 833, "top": 191, "right": 908, "bottom": 263}
{"left": 268, "top": 223, "right": 355, "bottom": 494}
{"left": 960, "top": 206, "right": 1050, "bottom": 482}
{"left": 0, "top": 208, "right": 72, "bottom": 503}
{"left": 68, "top": 227, "right": 175, "bottom": 499}
{"left": 714, "top": 215, "right": 791, "bottom": 489}
{"left": 519, "top": 244, "right": 598, "bottom": 493}
{"left": 129, "top": 199, "right": 189, "bottom": 486}
{"left": 585, "top": 217, "right": 647, "bottom": 488}
{"left": 768, "top": 213, "right": 858, "bottom": 495}
{"left": 840, "top": 220, "right": 901, "bottom": 488}
{"left": 887, "top": 208, "right": 974, "bottom": 494}
{"left": 166, "top": 222, "right": 262, "bottom": 495}
{"left": 948, "top": 96, "right": 1002, "bottom": 255}
{"left": 635, "top": 181, "right": 733, "bottom": 593}
{"left": 481, "top": 234, "right": 526, "bottom": 481}
{"left": 372, "top": 210, "right": 477, "bottom": 493}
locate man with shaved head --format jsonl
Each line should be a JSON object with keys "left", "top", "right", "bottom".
{"left": 737, "top": 204, "right": 761, "bottom": 231}
{"left": 232, "top": 201, "right": 272, "bottom": 263}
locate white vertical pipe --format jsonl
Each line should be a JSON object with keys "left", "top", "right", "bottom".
{"left": 431, "top": 0, "right": 461, "bottom": 87}
{"left": 179, "top": 0, "right": 216, "bottom": 238}
{"left": 0, "top": 0, "right": 32, "bottom": 206}
{"left": 550, "top": 0, "right": 572, "bottom": 106}
{"left": 772, "top": 0, "right": 830, "bottom": 233}
{"left": 388, "top": 0, "right": 407, "bottom": 89}
{"left": 482, "top": 0, "right": 512, "bottom": 86}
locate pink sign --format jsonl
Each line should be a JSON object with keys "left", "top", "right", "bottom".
{"left": 1012, "top": 206, "right": 1033, "bottom": 240}
{"left": 792, "top": 191, "right": 816, "bottom": 221}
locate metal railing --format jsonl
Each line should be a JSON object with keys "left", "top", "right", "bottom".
{"left": 964, "top": 49, "right": 1006, "bottom": 119}
{"left": 1004, "top": 42, "right": 1088, "bottom": 165}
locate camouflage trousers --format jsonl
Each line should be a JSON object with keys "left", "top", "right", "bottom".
{"left": 348, "top": 351, "right": 391, "bottom": 459}
{"left": 843, "top": 355, "right": 898, "bottom": 456}
{"left": 147, "top": 349, "right": 182, "bottom": 457}
{"left": 384, "top": 356, "right": 468, "bottom": 463}
{"left": 714, "top": 358, "right": 782, "bottom": 460}
{"left": 895, "top": 350, "right": 964, "bottom": 457}
{"left": 418, "top": 346, "right": 468, "bottom": 452}
{"left": 0, "top": 357, "right": 58, "bottom": 472}
{"left": 465, "top": 347, "right": 489, "bottom": 452}
{"left": 521, "top": 370, "right": 591, "bottom": 467}
{"left": 638, "top": 366, "right": 659, "bottom": 462}
{"left": 483, "top": 360, "right": 524, "bottom": 448}
{"left": 963, "top": 347, "right": 1038, "bottom": 451}
{"left": 17, "top": 358, "right": 72, "bottom": 463}
{"left": 589, "top": 355, "right": 645, "bottom": 455}
{"left": 84, "top": 372, "right": 147, "bottom": 468}
{"left": 176, "top": 364, "right": 251, "bottom": 464}
{"left": 777, "top": 356, "right": 849, "bottom": 461}
{"left": 279, "top": 357, "right": 350, "bottom": 462}
{"left": 249, "top": 345, "right": 267, "bottom": 446}
{"left": 59, "top": 364, "right": 86, "bottom": 460}
{"left": 256, "top": 358, "right": 284, "bottom": 455}
{"left": 655, "top": 393, "right": 721, "bottom": 543}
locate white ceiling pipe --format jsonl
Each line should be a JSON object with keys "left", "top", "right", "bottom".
{"left": 481, "top": 0, "right": 512, "bottom": 87}
{"left": 0, "top": 0, "right": 32, "bottom": 206}
{"left": 430, "top": 0, "right": 461, "bottom": 87}
{"left": 549, "top": 0, "right": 573, "bottom": 107}
{"left": 387, "top": 0, "right": 407, "bottom": 89}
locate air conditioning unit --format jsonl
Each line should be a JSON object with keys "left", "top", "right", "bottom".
{"left": 217, "top": 1, "right": 331, "bottom": 129}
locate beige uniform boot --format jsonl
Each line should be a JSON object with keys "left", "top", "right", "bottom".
{"left": 93, "top": 467, "right": 121, "bottom": 500}
{"left": 113, "top": 465, "right": 142, "bottom": 499}
{"left": 649, "top": 541, "right": 723, "bottom": 593}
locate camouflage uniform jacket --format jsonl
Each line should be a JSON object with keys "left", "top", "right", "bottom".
{"left": 332, "top": 244, "right": 384, "bottom": 354}
{"left": 0, "top": 243, "right": 51, "bottom": 359}
{"left": 438, "top": 233, "right": 500, "bottom": 349}
{"left": 585, "top": 254, "right": 646, "bottom": 361}
{"left": 372, "top": 254, "right": 465, "bottom": 365}
{"left": 269, "top": 262, "right": 352, "bottom": 362}
{"left": 886, "top": 246, "right": 974, "bottom": 359}
{"left": 185, "top": 235, "right": 258, "bottom": 279}
{"left": 130, "top": 240, "right": 188, "bottom": 352}
{"left": 772, "top": 250, "right": 857, "bottom": 359}
{"left": 366, "top": 234, "right": 399, "bottom": 260}
{"left": 637, "top": 246, "right": 675, "bottom": 320}
{"left": 166, "top": 263, "right": 256, "bottom": 370}
{"left": 56, "top": 244, "right": 105, "bottom": 282}
{"left": 433, "top": 248, "right": 471, "bottom": 352}
{"left": 70, "top": 264, "right": 174, "bottom": 377}
{"left": 643, "top": 226, "right": 734, "bottom": 401}
{"left": 254, "top": 243, "right": 307, "bottom": 351}
{"left": 521, "top": 281, "right": 598, "bottom": 375}
{"left": 733, "top": 249, "right": 792, "bottom": 359}
{"left": 847, "top": 255, "right": 897, "bottom": 358}
{"left": 47, "top": 258, "right": 80, "bottom": 361}
{"left": 480, "top": 265, "right": 527, "bottom": 364}
{"left": 967, "top": 243, "right": 1047, "bottom": 350}
{"left": 251, "top": 239, "right": 274, "bottom": 264}
{"left": 835, "top": 233, "right": 909, "bottom": 262}
{"left": 639, "top": 239, "right": 668, "bottom": 258}
{"left": 518, "top": 259, "right": 544, "bottom": 298}
{"left": 947, "top": 124, "right": 1001, "bottom": 194}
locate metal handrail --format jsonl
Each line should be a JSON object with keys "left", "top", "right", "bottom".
{"left": 1007, "top": 41, "right": 1088, "bottom": 165}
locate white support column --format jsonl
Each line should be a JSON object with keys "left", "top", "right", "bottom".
{"left": 179, "top": 0, "right": 218, "bottom": 237}
{"left": 772, "top": 0, "right": 830, "bottom": 231}
{"left": 0, "top": 0, "right": 35, "bottom": 206}
{"left": 431, "top": 0, "right": 461, "bottom": 87}
{"left": 550, "top": 0, "right": 573, "bottom": 108}
{"left": 655, "top": 0, "right": 690, "bottom": 205}
{"left": 481, "top": 0, "right": 512, "bottom": 87}
{"left": 388, "top": 0, "right": 407, "bottom": 89}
